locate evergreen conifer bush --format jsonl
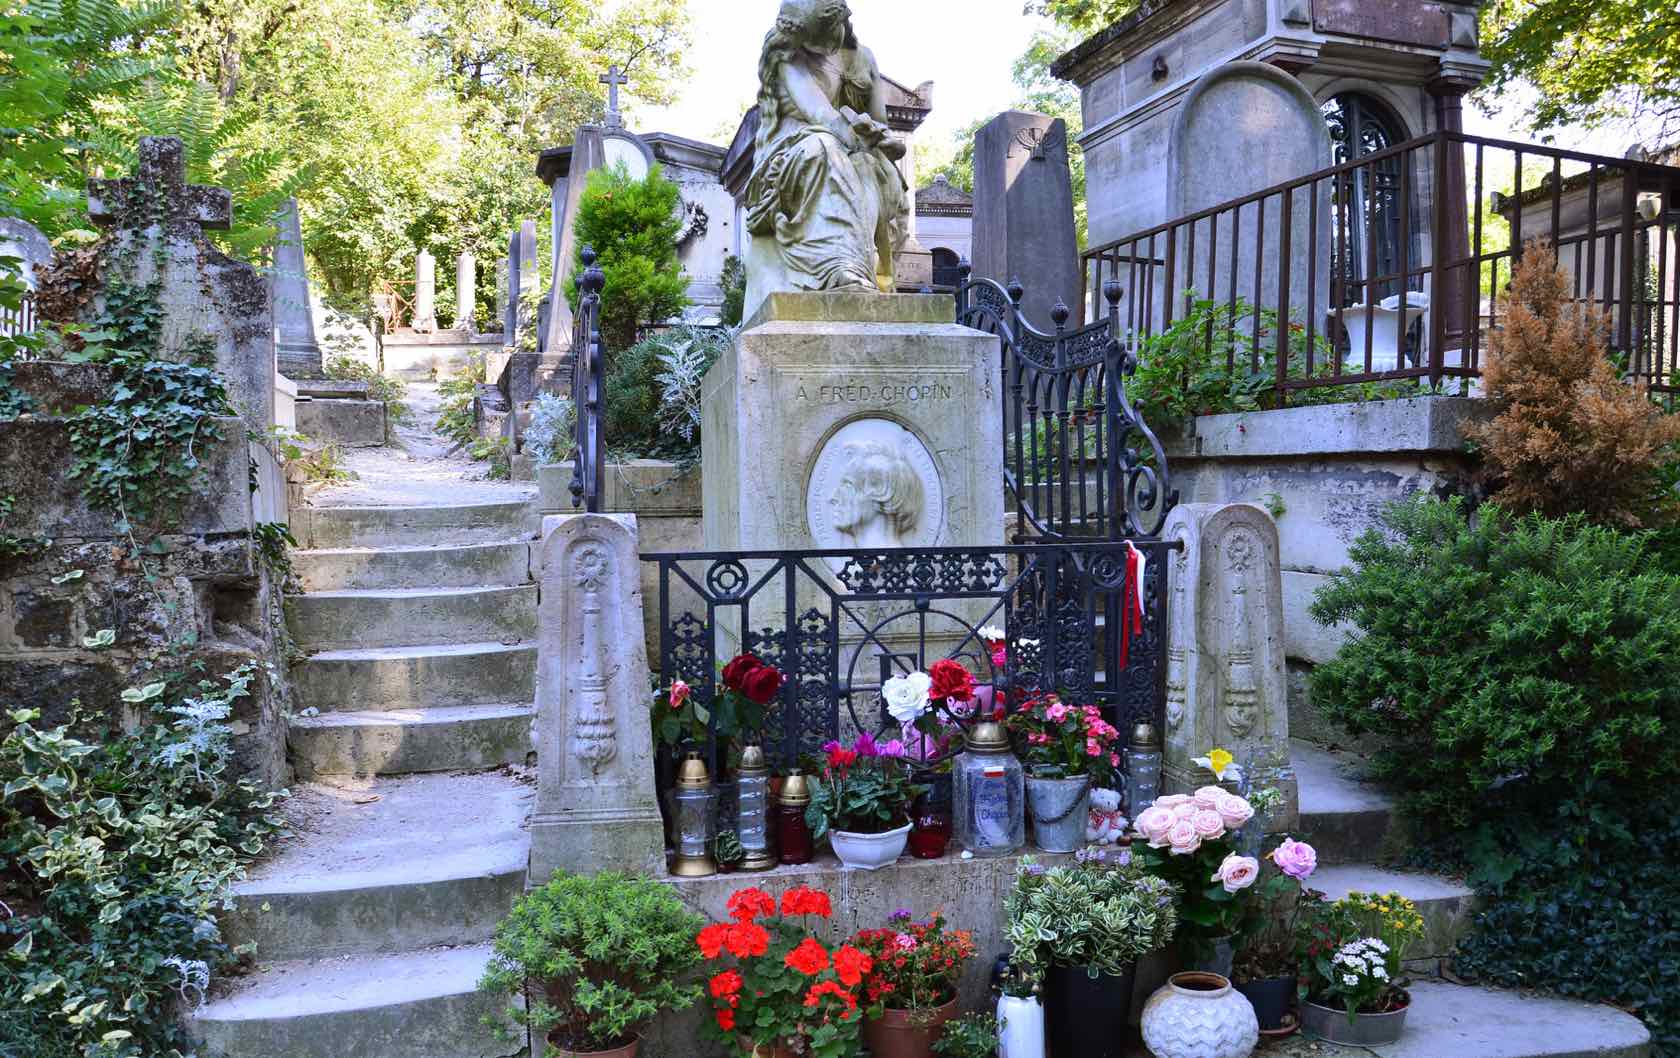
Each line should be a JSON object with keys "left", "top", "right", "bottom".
{"left": 479, "top": 871, "right": 705, "bottom": 1053}
{"left": 569, "top": 164, "right": 690, "bottom": 352}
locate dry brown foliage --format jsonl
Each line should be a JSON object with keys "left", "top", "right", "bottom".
{"left": 1473, "top": 243, "right": 1680, "bottom": 527}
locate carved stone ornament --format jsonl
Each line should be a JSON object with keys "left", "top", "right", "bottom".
{"left": 569, "top": 543, "right": 617, "bottom": 771}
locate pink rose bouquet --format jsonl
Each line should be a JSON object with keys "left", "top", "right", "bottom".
{"left": 1133, "top": 785, "right": 1260, "bottom": 951}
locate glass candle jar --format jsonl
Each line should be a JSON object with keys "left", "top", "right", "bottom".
{"left": 1125, "top": 721, "right": 1162, "bottom": 818}
{"left": 671, "top": 752, "right": 717, "bottom": 877}
{"left": 908, "top": 771, "right": 954, "bottom": 859}
{"left": 775, "top": 769, "right": 814, "bottom": 865}
{"left": 736, "top": 744, "right": 775, "bottom": 871}
{"left": 954, "top": 721, "right": 1024, "bottom": 856}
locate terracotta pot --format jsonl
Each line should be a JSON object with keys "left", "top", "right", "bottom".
{"left": 737, "top": 1036, "right": 797, "bottom": 1058}
{"left": 547, "top": 1032, "right": 640, "bottom": 1058}
{"left": 861, "top": 997, "right": 959, "bottom": 1058}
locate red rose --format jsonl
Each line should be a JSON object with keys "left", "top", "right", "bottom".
{"left": 740, "top": 664, "right": 784, "bottom": 705}
{"left": 721, "top": 654, "right": 763, "bottom": 691}
{"left": 927, "top": 659, "right": 975, "bottom": 703}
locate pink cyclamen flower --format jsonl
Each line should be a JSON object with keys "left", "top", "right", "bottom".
{"left": 1213, "top": 853, "right": 1260, "bottom": 893}
{"left": 1271, "top": 838, "right": 1318, "bottom": 880}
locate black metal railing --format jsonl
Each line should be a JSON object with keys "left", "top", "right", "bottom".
{"left": 1081, "top": 130, "right": 1680, "bottom": 398}
{"left": 957, "top": 271, "right": 1174, "bottom": 541}
{"left": 568, "top": 247, "right": 606, "bottom": 512}
{"left": 642, "top": 539, "right": 1174, "bottom": 778}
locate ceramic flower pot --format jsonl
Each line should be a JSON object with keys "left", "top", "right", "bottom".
{"left": 1298, "top": 992, "right": 1409, "bottom": 1046}
{"left": 549, "top": 1033, "right": 640, "bottom": 1058}
{"left": 1046, "top": 962, "right": 1134, "bottom": 1058}
{"left": 737, "top": 1036, "right": 796, "bottom": 1058}
{"left": 1234, "top": 976, "right": 1294, "bottom": 1032}
{"left": 1140, "top": 972, "right": 1259, "bottom": 1058}
{"left": 1025, "top": 774, "right": 1091, "bottom": 853}
{"left": 861, "top": 997, "right": 958, "bottom": 1058}
{"left": 830, "top": 822, "right": 911, "bottom": 870}
{"left": 997, "top": 993, "right": 1046, "bottom": 1058}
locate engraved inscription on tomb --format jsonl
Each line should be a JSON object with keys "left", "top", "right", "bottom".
{"left": 795, "top": 381, "right": 956, "bottom": 405}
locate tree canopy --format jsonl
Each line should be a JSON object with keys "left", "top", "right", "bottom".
{"left": 0, "top": 0, "right": 693, "bottom": 317}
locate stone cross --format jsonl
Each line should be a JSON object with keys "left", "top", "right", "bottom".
{"left": 600, "top": 64, "right": 628, "bottom": 128}
{"left": 88, "top": 137, "right": 231, "bottom": 236}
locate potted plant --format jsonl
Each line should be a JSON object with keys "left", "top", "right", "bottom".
{"left": 1296, "top": 889, "right": 1425, "bottom": 1045}
{"left": 851, "top": 910, "right": 979, "bottom": 1058}
{"left": 1004, "top": 848, "right": 1179, "bottom": 1058}
{"left": 934, "top": 1012, "right": 1000, "bottom": 1058}
{"left": 697, "top": 885, "right": 872, "bottom": 1058}
{"left": 1131, "top": 779, "right": 1260, "bottom": 975}
{"left": 480, "top": 871, "right": 705, "bottom": 1057}
{"left": 1230, "top": 837, "right": 1318, "bottom": 1032}
{"left": 1006, "top": 693, "right": 1122, "bottom": 852}
{"left": 806, "top": 731, "right": 925, "bottom": 870}
{"left": 995, "top": 960, "right": 1044, "bottom": 1058}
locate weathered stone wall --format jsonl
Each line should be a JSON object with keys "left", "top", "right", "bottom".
{"left": 1162, "top": 396, "right": 1489, "bottom": 738}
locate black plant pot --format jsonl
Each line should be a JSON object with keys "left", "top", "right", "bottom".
{"left": 1236, "top": 976, "right": 1294, "bottom": 1031}
{"left": 1046, "top": 962, "right": 1135, "bottom": 1058}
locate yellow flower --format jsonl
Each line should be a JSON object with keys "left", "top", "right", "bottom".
{"left": 1207, "top": 748, "right": 1234, "bottom": 779}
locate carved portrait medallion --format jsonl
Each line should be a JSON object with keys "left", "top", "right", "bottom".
{"left": 806, "top": 418, "right": 943, "bottom": 564}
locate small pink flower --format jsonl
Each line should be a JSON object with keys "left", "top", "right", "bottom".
{"left": 1086, "top": 737, "right": 1102, "bottom": 757}
{"left": 1046, "top": 702, "right": 1070, "bottom": 723}
{"left": 669, "top": 680, "right": 690, "bottom": 709}
{"left": 1109, "top": 752, "right": 1120, "bottom": 767}
{"left": 895, "top": 933, "right": 917, "bottom": 951}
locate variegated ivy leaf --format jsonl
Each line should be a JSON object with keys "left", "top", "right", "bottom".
{"left": 81, "top": 628, "right": 116, "bottom": 649}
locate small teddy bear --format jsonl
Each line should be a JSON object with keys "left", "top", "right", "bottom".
{"left": 1086, "top": 787, "right": 1127, "bottom": 845}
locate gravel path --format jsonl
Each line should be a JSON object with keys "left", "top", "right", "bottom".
{"left": 308, "top": 382, "right": 536, "bottom": 508}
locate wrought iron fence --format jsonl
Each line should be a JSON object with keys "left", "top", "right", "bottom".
{"left": 957, "top": 271, "right": 1174, "bottom": 541}
{"left": 1081, "top": 130, "right": 1680, "bottom": 398}
{"left": 642, "top": 539, "right": 1175, "bottom": 779}
{"left": 568, "top": 247, "right": 606, "bottom": 512}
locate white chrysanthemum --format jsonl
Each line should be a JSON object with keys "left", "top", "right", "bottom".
{"left": 1342, "top": 973, "right": 1359, "bottom": 986}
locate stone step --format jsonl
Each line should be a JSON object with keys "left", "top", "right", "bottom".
{"left": 288, "top": 703, "right": 533, "bottom": 778}
{"left": 1311, "top": 864, "right": 1477, "bottom": 959}
{"left": 294, "top": 540, "right": 531, "bottom": 592}
{"left": 286, "top": 584, "right": 537, "bottom": 651}
{"left": 223, "top": 772, "right": 530, "bottom": 961}
{"left": 1334, "top": 979, "right": 1651, "bottom": 1058}
{"left": 294, "top": 501, "right": 535, "bottom": 550}
{"left": 1294, "top": 738, "right": 1395, "bottom": 865}
{"left": 189, "top": 944, "right": 521, "bottom": 1058}
{"left": 293, "top": 641, "right": 536, "bottom": 714}
{"left": 295, "top": 397, "right": 386, "bottom": 448}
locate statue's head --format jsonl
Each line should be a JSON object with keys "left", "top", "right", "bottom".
{"left": 829, "top": 441, "right": 923, "bottom": 541}
{"left": 772, "top": 0, "right": 855, "bottom": 50}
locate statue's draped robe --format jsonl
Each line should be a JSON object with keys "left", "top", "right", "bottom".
{"left": 746, "top": 54, "right": 909, "bottom": 293}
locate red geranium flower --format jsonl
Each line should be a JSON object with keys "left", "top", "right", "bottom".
{"left": 781, "top": 887, "right": 833, "bottom": 918}
{"left": 803, "top": 980, "right": 859, "bottom": 1019}
{"left": 721, "top": 654, "right": 764, "bottom": 691}
{"left": 714, "top": 1007, "right": 736, "bottom": 1032}
{"left": 833, "top": 944, "right": 872, "bottom": 987}
{"left": 784, "top": 936, "right": 830, "bottom": 976}
{"left": 709, "top": 969, "right": 744, "bottom": 999}
{"left": 927, "top": 659, "right": 975, "bottom": 703}
{"left": 725, "top": 921, "right": 770, "bottom": 958}
{"left": 726, "top": 887, "right": 776, "bottom": 923}
{"left": 697, "top": 922, "right": 729, "bottom": 959}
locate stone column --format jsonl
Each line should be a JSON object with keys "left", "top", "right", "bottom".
{"left": 972, "top": 111, "right": 1083, "bottom": 329}
{"left": 412, "top": 250, "right": 437, "bottom": 333}
{"left": 1162, "top": 502, "right": 1297, "bottom": 828}
{"left": 529, "top": 512, "right": 666, "bottom": 881}
{"left": 455, "top": 251, "right": 476, "bottom": 334}
{"left": 272, "top": 199, "right": 323, "bottom": 378}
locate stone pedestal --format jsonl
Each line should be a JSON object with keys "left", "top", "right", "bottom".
{"left": 702, "top": 292, "right": 1002, "bottom": 555}
{"left": 1162, "top": 502, "right": 1297, "bottom": 827}
{"left": 412, "top": 250, "right": 437, "bottom": 333}
{"left": 529, "top": 513, "right": 665, "bottom": 882}
{"left": 273, "top": 198, "right": 323, "bottom": 379}
{"left": 455, "top": 251, "right": 475, "bottom": 333}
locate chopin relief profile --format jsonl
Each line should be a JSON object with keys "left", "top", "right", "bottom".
{"left": 828, "top": 442, "right": 924, "bottom": 548}
{"left": 745, "top": 0, "right": 910, "bottom": 314}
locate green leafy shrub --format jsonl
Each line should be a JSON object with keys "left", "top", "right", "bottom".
{"left": 602, "top": 325, "right": 726, "bottom": 463}
{"left": 0, "top": 668, "right": 285, "bottom": 1057}
{"left": 719, "top": 254, "right": 746, "bottom": 327}
{"left": 434, "top": 356, "right": 487, "bottom": 449}
{"left": 1454, "top": 812, "right": 1680, "bottom": 1056}
{"left": 1309, "top": 495, "right": 1680, "bottom": 856}
{"left": 933, "top": 1012, "right": 999, "bottom": 1058}
{"left": 1003, "top": 853, "right": 1178, "bottom": 982}
{"left": 568, "top": 163, "right": 690, "bottom": 352}
{"left": 479, "top": 871, "right": 705, "bottom": 1053}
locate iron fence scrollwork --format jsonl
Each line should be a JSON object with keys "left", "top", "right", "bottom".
{"left": 569, "top": 246, "right": 607, "bottom": 512}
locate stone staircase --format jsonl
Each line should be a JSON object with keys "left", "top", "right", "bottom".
{"left": 191, "top": 499, "right": 539, "bottom": 1058}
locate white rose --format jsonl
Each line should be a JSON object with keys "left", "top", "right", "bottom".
{"left": 1135, "top": 805, "right": 1175, "bottom": 842}
{"left": 1191, "top": 808, "right": 1226, "bottom": 839}
{"left": 978, "top": 625, "right": 1005, "bottom": 642}
{"left": 1167, "top": 820, "right": 1201, "bottom": 855}
{"left": 882, "top": 671, "right": 933, "bottom": 724}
